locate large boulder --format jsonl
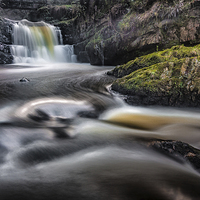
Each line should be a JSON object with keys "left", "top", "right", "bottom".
{"left": 111, "top": 45, "right": 200, "bottom": 106}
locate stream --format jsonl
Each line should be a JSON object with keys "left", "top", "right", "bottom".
{"left": 1, "top": 20, "right": 200, "bottom": 200}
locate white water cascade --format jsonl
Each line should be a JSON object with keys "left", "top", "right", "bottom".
{"left": 11, "top": 19, "right": 77, "bottom": 64}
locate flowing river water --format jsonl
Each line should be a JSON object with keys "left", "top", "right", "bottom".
{"left": 1, "top": 20, "right": 200, "bottom": 200}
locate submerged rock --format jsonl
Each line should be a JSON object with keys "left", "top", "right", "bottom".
{"left": 147, "top": 140, "right": 200, "bottom": 170}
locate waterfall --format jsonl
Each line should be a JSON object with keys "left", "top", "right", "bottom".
{"left": 10, "top": 19, "right": 77, "bottom": 64}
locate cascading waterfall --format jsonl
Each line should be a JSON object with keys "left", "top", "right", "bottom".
{"left": 10, "top": 19, "right": 77, "bottom": 63}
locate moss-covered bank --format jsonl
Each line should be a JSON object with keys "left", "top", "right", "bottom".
{"left": 111, "top": 45, "right": 200, "bottom": 106}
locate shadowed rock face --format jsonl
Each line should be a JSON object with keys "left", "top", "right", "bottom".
{"left": 0, "top": 18, "right": 13, "bottom": 64}
{"left": 1, "top": 0, "right": 47, "bottom": 10}
{"left": 1, "top": 1, "right": 200, "bottom": 65}
{"left": 147, "top": 140, "right": 200, "bottom": 170}
{"left": 32, "top": 0, "right": 200, "bottom": 65}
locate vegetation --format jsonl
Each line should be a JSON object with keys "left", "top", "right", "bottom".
{"left": 111, "top": 45, "right": 200, "bottom": 77}
{"left": 112, "top": 44, "right": 200, "bottom": 97}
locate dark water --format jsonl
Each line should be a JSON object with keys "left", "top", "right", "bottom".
{"left": 1, "top": 63, "right": 200, "bottom": 200}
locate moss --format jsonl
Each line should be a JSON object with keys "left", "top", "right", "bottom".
{"left": 55, "top": 17, "right": 77, "bottom": 25}
{"left": 113, "top": 56, "right": 200, "bottom": 96}
{"left": 111, "top": 44, "right": 200, "bottom": 78}
{"left": 85, "top": 25, "right": 117, "bottom": 49}
{"left": 118, "top": 13, "right": 135, "bottom": 33}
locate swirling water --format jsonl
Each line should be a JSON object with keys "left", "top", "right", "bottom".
{"left": 1, "top": 63, "right": 200, "bottom": 200}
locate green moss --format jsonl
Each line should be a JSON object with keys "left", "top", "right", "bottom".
{"left": 55, "top": 17, "right": 77, "bottom": 25}
{"left": 112, "top": 44, "right": 200, "bottom": 78}
{"left": 85, "top": 26, "right": 117, "bottom": 49}
{"left": 112, "top": 44, "right": 200, "bottom": 96}
{"left": 118, "top": 13, "right": 134, "bottom": 32}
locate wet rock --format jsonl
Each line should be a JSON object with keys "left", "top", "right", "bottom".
{"left": 77, "top": 110, "right": 99, "bottom": 118}
{"left": 19, "top": 77, "right": 30, "bottom": 82}
{"left": 0, "top": 51, "right": 13, "bottom": 64}
{"left": 0, "top": 18, "right": 13, "bottom": 44}
{"left": 147, "top": 140, "right": 200, "bottom": 170}
{"left": 77, "top": 51, "right": 90, "bottom": 63}
{"left": 0, "top": 18, "right": 14, "bottom": 64}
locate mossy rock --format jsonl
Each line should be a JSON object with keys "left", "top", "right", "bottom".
{"left": 113, "top": 56, "right": 200, "bottom": 93}
{"left": 111, "top": 45, "right": 200, "bottom": 106}
{"left": 110, "top": 45, "right": 200, "bottom": 78}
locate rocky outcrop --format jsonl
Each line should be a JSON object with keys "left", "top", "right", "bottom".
{"left": 146, "top": 140, "right": 200, "bottom": 170}
{"left": 2, "top": 0, "right": 200, "bottom": 65}
{"left": 33, "top": 0, "right": 200, "bottom": 65}
{"left": 34, "top": 1, "right": 131, "bottom": 64}
{"left": 110, "top": 45, "right": 200, "bottom": 106}
{"left": 0, "top": 18, "right": 13, "bottom": 64}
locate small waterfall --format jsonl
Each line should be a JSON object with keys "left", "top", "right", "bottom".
{"left": 11, "top": 19, "right": 77, "bottom": 64}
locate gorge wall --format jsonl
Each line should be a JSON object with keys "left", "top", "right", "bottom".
{"left": 34, "top": 0, "right": 200, "bottom": 65}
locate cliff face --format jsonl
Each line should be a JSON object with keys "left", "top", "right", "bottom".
{"left": 1, "top": 0, "right": 200, "bottom": 65}
{"left": 35, "top": 0, "right": 200, "bottom": 65}
{"left": 0, "top": 18, "right": 13, "bottom": 64}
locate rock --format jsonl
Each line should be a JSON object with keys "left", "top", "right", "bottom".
{"left": 77, "top": 51, "right": 90, "bottom": 63}
{"left": 0, "top": 51, "right": 13, "bottom": 64}
{"left": 8, "top": 0, "right": 200, "bottom": 66}
{"left": 0, "top": 18, "right": 13, "bottom": 44}
{"left": 147, "top": 140, "right": 200, "bottom": 170}
{"left": 19, "top": 77, "right": 30, "bottom": 82}
{"left": 110, "top": 44, "right": 200, "bottom": 107}
{"left": 0, "top": 18, "right": 15, "bottom": 64}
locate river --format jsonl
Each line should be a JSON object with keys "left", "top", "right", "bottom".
{"left": 1, "top": 20, "right": 200, "bottom": 200}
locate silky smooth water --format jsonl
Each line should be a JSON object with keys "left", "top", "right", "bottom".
{"left": 11, "top": 19, "right": 77, "bottom": 63}
{"left": 1, "top": 19, "right": 200, "bottom": 199}
{"left": 1, "top": 63, "right": 200, "bottom": 200}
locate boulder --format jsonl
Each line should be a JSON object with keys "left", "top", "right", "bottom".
{"left": 110, "top": 45, "right": 200, "bottom": 106}
{"left": 147, "top": 140, "right": 200, "bottom": 170}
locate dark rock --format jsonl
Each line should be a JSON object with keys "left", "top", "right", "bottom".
{"left": 74, "top": 41, "right": 88, "bottom": 55}
{"left": 19, "top": 77, "right": 30, "bottom": 82}
{"left": 0, "top": 18, "right": 15, "bottom": 64}
{"left": 147, "top": 140, "right": 200, "bottom": 170}
{"left": 110, "top": 3, "right": 129, "bottom": 20}
{"left": 77, "top": 110, "right": 99, "bottom": 118}
{"left": 77, "top": 51, "right": 90, "bottom": 63}
{"left": 0, "top": 18, "right": 13, "bottom": 44}
{"left": 0, "top": 51, "right": 13, "bottom": 64}
{"left": 35, "top": 109, "right": 50, "bottom": 121}
{"left": 191, "top": 0, "right": 200, "bottom": 8}
{"left": 51, "top": 128, "right": 71, "bottom": 139}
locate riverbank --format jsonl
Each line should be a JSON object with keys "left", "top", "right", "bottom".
{"left": 1, "top": 0, "right": 200, "bottom": 107}
{"left": 109, "top": 44, "right": 200, "bottom": 107}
